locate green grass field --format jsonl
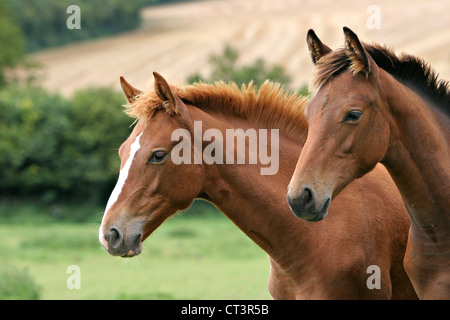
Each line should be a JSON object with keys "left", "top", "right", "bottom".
{"left": 0, "top": 205, "right": 272, "bottom": 300}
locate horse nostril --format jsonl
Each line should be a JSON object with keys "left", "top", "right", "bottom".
{"left": 300, "top": 187, "right": 315, "bottom": 208}
{"left": 131, "top": 233, "right": 142, "bottom": 249}
{"left": 107, "top": 227, "right": 123, "bottom": 249}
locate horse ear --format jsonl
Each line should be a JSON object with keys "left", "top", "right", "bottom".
{"left": 343, "top": 27, "right": 373, "bottom": 78}
{"left": 153, "top": 71, "right": 175, "bottom": 106}
{"left": 120, "top": 76, "right": 142, "bottom": 103}
{"left": 306, "top": 29, "right": 332, "bottom": 64}
{"left": 153, "top": 72, "right": 191, "bottom": 121}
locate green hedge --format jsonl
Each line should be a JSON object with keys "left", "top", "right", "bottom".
{"left": 0, "top": 84, "right": 133, "bottom": 202}
{"left": 5, "top": 0, "right": 198, "bottom": 52}
{"left": 5, "top": 0, "right": 154, "bottom": 52}
{"left": 0, "top": 264, "right": 40, "bottom": 299}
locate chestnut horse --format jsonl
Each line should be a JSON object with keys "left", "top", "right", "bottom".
{"left": 99, "top": 72, "right": 417, "bottom": 299}
{"left": 287, "top": 27, "right": 449, "bottom": 299}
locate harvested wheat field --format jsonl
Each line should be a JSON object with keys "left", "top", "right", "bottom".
{"left": 32, "top": 0, "right": 450, "bottom": 96}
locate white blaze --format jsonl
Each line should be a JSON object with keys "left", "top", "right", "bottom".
{"left": 99, "top": 131, "right": 143, "bottom": 244}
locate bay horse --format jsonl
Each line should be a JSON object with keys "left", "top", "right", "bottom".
{"left": 287, "top": 27, "right": 449, "bottom": 299}
{"left": 99, "top": 72, "right": 417, "bottom": 299}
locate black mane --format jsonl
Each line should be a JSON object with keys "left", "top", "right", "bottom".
{"left": 314, "top": 43, "right": 449, "bottom": 117}
{"left": 366, "top": 44, "right": 449, "bottom": 116}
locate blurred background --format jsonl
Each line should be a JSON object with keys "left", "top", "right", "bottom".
{"left": 0, "top": 0, "right": 448, "bottom": 299}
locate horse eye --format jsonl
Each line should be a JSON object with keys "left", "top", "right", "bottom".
{"left": 343, "top": 110, "right": 363, "bottom": 122}
{"left": 149, "top": 151, "right": 167, "bottom": 163}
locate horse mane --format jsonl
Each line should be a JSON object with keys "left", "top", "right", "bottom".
{"left": 313, "top": 43, "right": 450, "bottom": 116}
{"left": 125, "top": 81, "right": 309, "bottom": 142}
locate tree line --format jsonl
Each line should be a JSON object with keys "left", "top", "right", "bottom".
{"left": 6, "top": 0, "right": 193, "bottom": 52}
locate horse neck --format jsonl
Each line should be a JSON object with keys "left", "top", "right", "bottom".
{"left": 188, "top": 107, "right": 310, "bottom": 267}
{"left": 380, "top": 73, "right": 450, "bottom": 236}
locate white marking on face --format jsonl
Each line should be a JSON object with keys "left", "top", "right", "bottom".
{"left": 99, "top": 131, "right": 143, "bottom": 245}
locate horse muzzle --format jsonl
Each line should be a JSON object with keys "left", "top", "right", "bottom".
{"left": 100, "top": 227, "right": 143, "bottom": 258}
{"left": 286, "top": 186, "right": 331, "bottom": 222}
